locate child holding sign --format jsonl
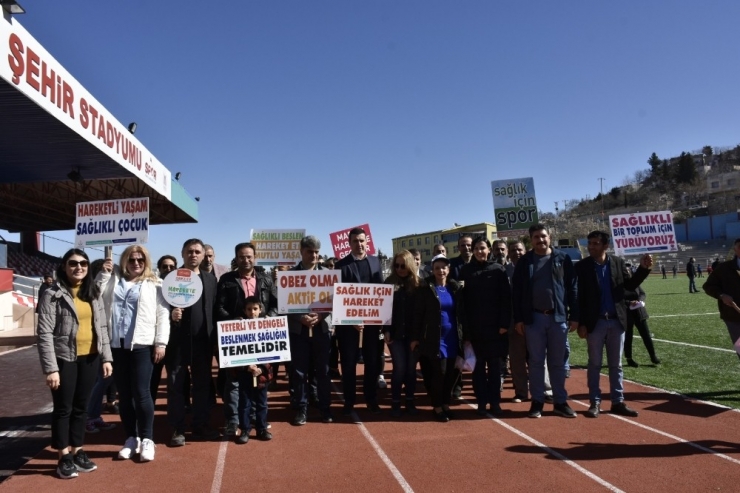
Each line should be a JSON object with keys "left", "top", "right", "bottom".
{"left": 233, "top": 296, "right": 273, "bottom": 444}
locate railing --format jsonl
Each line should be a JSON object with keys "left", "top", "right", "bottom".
{"left": 13, "top": 275, "right": 41, "bottom": 298}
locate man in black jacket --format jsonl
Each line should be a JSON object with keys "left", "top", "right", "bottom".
{"left": 168, "top": 239, "right": 219, "bottom": 446}
{"left": 686, "top": 257, "right": 698, "bottom": 293}
{"left": 335, "top": 227, "right": 385, "bottom": 416}
{"left": 575, "top": 231, "right": 652, "bottom": 418}
{"left": 215, "top": 242, "right": 277, "bottom": 436}
{"left": 287, "top": 236, "right": 334, "bottom": 425}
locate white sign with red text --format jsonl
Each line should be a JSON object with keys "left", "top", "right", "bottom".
{"left": 332, "top": 283, "right": 393, "bottom": 325}
{"left": 609, "top": 210, "right": 677, "bottom": 256}
{"left": 277, "top": 270, "right": 340, "bottom": 314}
{"left": 74, "top": 198, "right": 149, "bottom": 248}
{"left": 218, "top": 316, "right": 291, "bottom": 368}
{"left": 329, "top": 224, "right": 376, "bottom": 259}
{"left": 0, "top": 19, "right": 171, "bottom": 199}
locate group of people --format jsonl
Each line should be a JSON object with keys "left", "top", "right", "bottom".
{"left": 39, "top": 224, "right": 672, "bottom": 480}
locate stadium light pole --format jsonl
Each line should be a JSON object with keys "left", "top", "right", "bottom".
{"left": 1, "top": 0, "right": 26, "bottom": 14}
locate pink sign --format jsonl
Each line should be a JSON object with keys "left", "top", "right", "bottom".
{"left": 329, "top": 223, "right": 376, "bottom": 259}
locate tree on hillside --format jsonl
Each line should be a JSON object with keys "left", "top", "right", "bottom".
{"left": 675, "top": 152, "right": 698, "bottom": 184}
{"left": 702, "top": 145, "right": 713, "bottom": 156}
{"left": 647, "top": 152, "right": 662, "bottom": 175}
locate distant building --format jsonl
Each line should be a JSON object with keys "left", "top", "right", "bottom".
{"left": 707, "top": 171, "right": 740, "bottom": 194}
{"left": 392, "top": 222, "right": 498, "bottom": 263}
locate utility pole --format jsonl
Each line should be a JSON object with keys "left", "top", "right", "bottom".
{"left": 598, "top": 177, "right": 606, "bottom": 223}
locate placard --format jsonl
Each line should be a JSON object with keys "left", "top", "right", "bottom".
{"left": 74, "top": 198, "right": 149, "bottom": 248}
{"left": 329, "top": 223, "right": 376, "bottom": 259}
{"left": 332, "top": 282, "right": 393, "bottom": 325}
{"left": 161, "top": 268, "right": 203, "bottom": 308}
{"left": 609, "top": 211, "right": 677, "bottom": 256}
{"left": 217, "top": 316, "right": 292, "bottom": 367}
{"left": 250, "top": 229, "right": 305, "bottom": 266}
{"left": 491, "top": 177, "right": 538, "bottom": 238}
{"left": 277, "top": 270, "right": 339, "bottom": 314}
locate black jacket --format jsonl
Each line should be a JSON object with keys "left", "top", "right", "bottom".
{"left": 409, "top": 279, "right": 463, "bottom": 359}
{"left": 383, "top": 277, "right": 417, "bottom": 341}
{"left": 575, "top": 256, "right": 650, "bottom": 333}
{"left": 459, "top": 259, "right": 511, "bottom": 341}
{"left": 168, "top": 270, "right": 217, "bottom": 366}
{"left": 286, "top": 262, "right": 333, "bottom": 335}
{"left": 624, "top": 269, "right": 649, "bottom": 322}
{"left": 216, "top": 267, "right": 277, "bottom": 321}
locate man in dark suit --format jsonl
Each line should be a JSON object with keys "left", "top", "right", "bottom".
{"left": 335, "top": 227, "right": 384, "bottom": 416}
{"left": 167, "top": 239, "right": 219, "bottom": 446}
{"left": 575, "top": 231, "right": 653, "bottom": 419}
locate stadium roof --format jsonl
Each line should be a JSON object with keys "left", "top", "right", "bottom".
{"left": 0, "top": 15, "right": 197, "bottom": 233}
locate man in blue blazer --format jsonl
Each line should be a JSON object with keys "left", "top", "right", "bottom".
{"left": 335, "top": 227, "right": 385, "bottom": 416}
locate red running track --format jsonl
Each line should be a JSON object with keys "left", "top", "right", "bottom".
{"left": 3, "top": 365, "right": 740, "bottom": 493}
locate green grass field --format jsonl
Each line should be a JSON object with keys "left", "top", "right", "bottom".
{"left": 566, "top": 274, "right": 740, "bottom": 409}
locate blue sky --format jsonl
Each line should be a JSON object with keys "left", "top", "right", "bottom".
{"left": 5, "top": 0, "right": 740, "bottom": 264}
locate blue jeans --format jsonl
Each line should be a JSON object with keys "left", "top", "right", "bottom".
{"left": 689, "top": 277, "right": 697, "bottom": 292}
{"left": 223, "top": 368, "right": 240, "bottom": 426}
{"left": 112, "top": 347, "right": 154, "bottom": 440}
{"left": 86, "top": 365, "right": 114, "bottom": 419}
{"left": 586, "top": 318, "right": 625, "bottom": 404}
{"left": 236, "top": 370, "right": 268, "bottom": 432}
{"left": 525, "top": 312, "right": 569, "bottom": 404}
{"left": 723, "top": 321, "right": 740, "bottom": 361}
{"left": 387, "top": 338, "right": 418, "bottom": 403}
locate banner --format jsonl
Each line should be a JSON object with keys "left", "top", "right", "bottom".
{"left": 161, "top": 268, "right": 203, "bottom": 308}
{"left": 610, "top": 211, "right": 677, "bottom": 256}
{"left": 329, "top": 223, "right": 376, "bottom": 259}
{"left": 277, "top": 270, "right": 339, "bottom": 314}
{"left": 332, "top": 283, "right": 393, "bottom": 325}
{"left": 250, "top": 229, "right": 305, "bottom": 266}
{"left": 74, "top": 198, "right": 149, "bottom": 248}
{"left": 0, "top": 20, "right": 171, "bottom": 199}
{"left": 491, "top": 177, "right": 538, "bottom": 238}
{"left": 217, "top": 316, "right": 291, "bottom": 368}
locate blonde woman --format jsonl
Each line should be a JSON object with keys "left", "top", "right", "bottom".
{"left": 383, "top": 250, "right": 421, "bottom": 417}
{"left": 37, "top": 249, "right": 113, "bottom": 479}
{"left": 97, "top": 245, "right": 170, "bottom": 462}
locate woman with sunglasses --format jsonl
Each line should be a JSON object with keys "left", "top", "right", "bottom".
{"left": 97, "top": 245, "right": 170, "bottom": 462}
{"left": 383, "top": 250, "right": 421, "bottom": 417}
{"left": 410, "top": 254, "right": 463, "bottom": 422}
{"left": 37, "top": 249, "right": 113, "bottom": 479}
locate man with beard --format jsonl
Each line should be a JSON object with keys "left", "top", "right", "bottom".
{"left": 215, "top": 242, "right": 277, "bottom": 436}
{"left": 512, "top": 224, "right": 578, "bottom": 419}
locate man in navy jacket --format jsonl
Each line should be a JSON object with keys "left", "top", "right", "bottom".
{"left": 575, "top": 231, "right": 652, "bottom": 418}
{"left": 335, "top": 227, "right": 385, "bottom": 416}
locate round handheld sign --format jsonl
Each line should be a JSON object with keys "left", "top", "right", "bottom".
{"left": 161, "top": 268, "right": 204, "bottom": 308}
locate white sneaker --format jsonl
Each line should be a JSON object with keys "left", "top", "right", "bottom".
{"left": 377, "top": 375, "right": 387, "bottom": 389}
{"left": 118, "top": 436, "right": 141, "bottom": 460}
{"left": 140, "top": 438, "right": 155, "bottom": 462}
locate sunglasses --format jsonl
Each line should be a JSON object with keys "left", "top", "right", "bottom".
{"left": 394, "top": 263, "right": 407, "bottom": 269}
{"left": 67, "top": 260, "right": 89, "bottom": 268}
{"left": 161, "top": 264, "right": 176, "bottom": 271}
{"left": 128, "top": 257, "right": 145, "bottom": 265}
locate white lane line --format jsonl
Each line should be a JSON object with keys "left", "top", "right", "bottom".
{"left": 652, "top": 338, "right": 735, "bottom": 353}
{"left": 332, "top": 383, "right": 414, "bottom": 493}
{"left": 0, "top": 345, "right": 34, "bottom": 356}
{"left": 651, "top": 313, "right": 715, "bottom": 318}
{"left": 569, "top": 398, "right": 740, "bottom": 466}
{"left": 210, "top": 439, "right": 228, "bottom": 493}
{"left": 462, "top": 400, "right": 623, "bottom": 492}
